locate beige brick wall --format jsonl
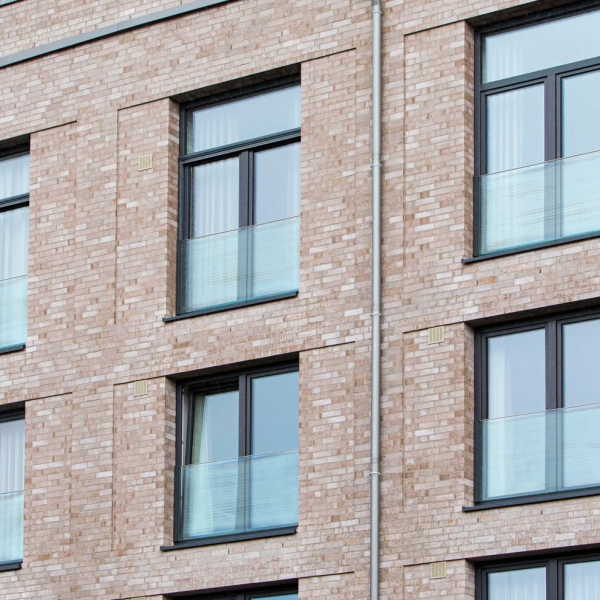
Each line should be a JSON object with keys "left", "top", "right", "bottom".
{"left": 1, "top": 0, "right": 600, "bottom": 598}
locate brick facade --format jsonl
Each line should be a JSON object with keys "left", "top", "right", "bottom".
{"left": 0, "top": 0, "right": 598, "bottom": 598}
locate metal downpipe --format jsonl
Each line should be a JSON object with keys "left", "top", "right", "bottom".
{"left": 370, "top": 1, "right": 382, "bottom": 600}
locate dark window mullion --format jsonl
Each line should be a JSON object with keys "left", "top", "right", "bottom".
{"left": 549, "top": 559, "right": 559, "bottom": 600}
{"left": 236, "top": 374, "right": 248, "bottom": 532}
{"left": 545, "top": 319, "right": 559, "bottom": 493}
{"left": 238, "top": 151, "right": 251, "bottom": 302}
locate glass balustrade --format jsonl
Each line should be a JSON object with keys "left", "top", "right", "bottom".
{"left": 480, "top": 403, "right": 600, "bottom": 501}
{"left": 179, "top": 217, "right": 300, "bottom": 315}
{"left": 477, "top": 150, "right": 600, "bottom": 255}
{"left": 179, "top": 449, "right": 299, "bottom": 541}
{"left": 0, "top": 275, "right": 27, "bottom": 350}
{"left": 0, "top": 490, "right": 23, "bottom": 565}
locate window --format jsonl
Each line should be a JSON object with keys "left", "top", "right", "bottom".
{"left": 173, "top": 364, "right": 299, "bottom": 546}
{"left": 475, "top": 7, "right": 600, "bottom": 257}
{"left": 0, "top": 149, "right": 29, "bottom": 352}
{"left": 175, "top": 81, "right": 301, "bottom": 317}
{"left": 478, "top": 554, "right": 600, "bottom": 600}
{"left": 0, "top": 407, "right": 25, "bottom": 568}
{"left": 190, "top": 589, "right": 298, "bottom": 600}
{"left": 475, "top": 309, "right": 600, "bottom": 505}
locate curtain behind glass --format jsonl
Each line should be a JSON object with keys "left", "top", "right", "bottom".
{"left": 565, "top": 560, "right": 600, "bottom": 600}
{"left": 482, "top": 86, "right": 545, "bottom": 252}
{"left": 484, "top": 9, "right": 600, "bottom": 82}
{"left": 488, "top": 568, "right": 546, "bottom": 600}
{"left": 0, "top": 419, "right": 25, "bottom": 564}
{"left": 484, "top": 330, "right": 546, "bottom": 498}
{"left": 182, "top": 158, "right": 240, "bottom": 312}
{"left": 190, "top": 86, "right": 301, "bottom": 153}
{"left": 0, "top": 155, "right": 29, "bottom": 202}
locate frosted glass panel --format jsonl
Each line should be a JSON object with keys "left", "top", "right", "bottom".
{"left": 180, "top": 217, "right": 300, "bottom": 314}
{"left": 0, "top": 154, "right": 29, "bottom": 202}
{"left": 180, "top": 450, "right": 299, "bottom": 540}
{"left": 190, "top": 87, "right": 301, "bottom": 152}
{"left": 565, "top": 560, "right": 600, "bottom": 600}
{"left": 484, "top": 9, "right": 600, "bottom": 82}
{"left": 0, "top": 491, "right": 23, "bottom": 564}
{"left": 488, "top": 567, "right": 546, "bottom": 600}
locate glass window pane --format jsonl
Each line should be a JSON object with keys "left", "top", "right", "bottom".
{"left": 484, "top": 9, "right": 600, "bottom": 82}
{"left": 488, "top": 329, "right": 546, "bottom": 419}
{"left": 486, "top": 86, "right": 545, "bottom": 174}
{"left": 190, "top": 86, "right": 301, "bottom": 153}
{"left": 251, "top": 371, "right": 299, "bottom": 455}
{"left": 488, "top": 567, "right": 546, "bottom": 600}
{"left": 563, "top": 318, "right": 600, "bottom": 407}
{"left": 0, "top": 419, "right": 24, "bottom": 494}
{"left": 562, "top": 70, "right": 600, "bottom": 157}
{"left": 565, "top": 560, "right": 600, "bottom": 600}
{"left": 190, "top": 158, "right": 240, "bottom": 238}
{"left": 0, "top": 154, "right": 29, "bottom": 202}
{"left": 0, "top": 206, "right": 29, "bottom": 281}
{"left": 254, "top": 142, "right": 301, "bottom": 224}
{"left": 255, "top": 596, "right": 298, "bottom": 600}
{"left": 190, "top": 390, "right": 239, "bottom": 463}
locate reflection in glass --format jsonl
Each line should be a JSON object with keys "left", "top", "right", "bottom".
{"left": 190, "top": 87, "right": 301, "bottom": 153}
{"left": 488, "top": 567, "right": 546, "bottom": 600}
{"left": 254, "top": 143, "right": 301, "bottom": 224}
{"left": 487, "top": 329, "right": 546, "bottom": 418}
{"left": 565, "top": 560, "right": 600, "bottom": 600}
{"left": 484, "top": 9, "right": 600, "bottom": 82}
{"left": 563, "top": 318, "right": 600, "bottom": 408}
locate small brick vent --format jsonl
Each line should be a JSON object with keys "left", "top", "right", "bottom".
{"left": 133, "top": 380, "right": 148, "bottom": 396}
{"left": 428, "top": 326, "right": 445, "bottom": 345}
{"left": 138, "top": 154, "right": 153, "bottom": 171}
{"left": 430, "top": 561, "right": 448, "bottom": 579}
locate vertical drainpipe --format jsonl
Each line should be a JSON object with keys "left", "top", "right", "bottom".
{"left": 370, "top": 0, "right": 382, "bottom": 600}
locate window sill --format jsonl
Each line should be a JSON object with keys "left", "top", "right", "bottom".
{"left": 0, "top": 561, "right": 22, "bottom": 572}
{"left": 462, "top": 230, "right": 600, "bottom": 264}
{"left": 463, "top": 486, "right": 600, "bottom": 511}
{"left": 163, "top": 291, "right": 299, "bottom": 323}
{"left": 0, "top": 344, "right": 25, "bottom": 356}
{"left": 160, "top": 526, "right": 297, "bottom": 551}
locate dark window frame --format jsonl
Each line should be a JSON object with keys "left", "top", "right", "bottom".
{"left": 164, "top": 361, "right": 299, "bottom": 550}
{"left": 0, "top": 402, "right": 25, "bottom": 571}
{"left": 180, "top": 584, "right": 298, "bottom": 600}
{"left": 470, "top": 306, "right": 600, "bottom": 509}
{"left": 470, "top": 3, "right": 600, "bottom": 260}
{"left": 476, "top": 549, "right": 600, "bottom": 600}
{"left": 174, "top": 76, "right": 301, "bottom": 318}
{"left": 0, "top": 146, "right": 29, "bottom": 354}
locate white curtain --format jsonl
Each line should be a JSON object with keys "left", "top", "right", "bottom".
{"left": 191, "top": 86, "right": 301, "bottom": 153}
{"left": 183, "top": 158, "right": 240, "bottom": 312}
{"left": 565, "top": 561, "right": 600, "bottom": 600}
{"left": 0, "top": 206, "right": 28, "bottom": 348}
{"left": 488, "top": 567, "right": 546, "bottom": 600}
{"left": 0, "top": 155, "right": 29, "bottom": 202}
{"left": 482, "top": 86, "right": 545, "bottom": 253}
{"left": 0, "top": 419, "right": 25, "bottom": 564}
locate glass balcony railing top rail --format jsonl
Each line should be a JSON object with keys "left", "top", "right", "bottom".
{"left": 0, "top": 490, "right": 24, "bottom": 565}
{"left": 179, "top": 216, "right": 300, "bottom": 315}
{"left": 477, "top": 150, "right": 600, "bottom": 256}
{"left": 0, "top": 274, "right": 27, "bottom": 350}
{"left": 179, "top": 449, "right": 299, "bottom": 542}
{"left": 480, "top": 402, "right": 600, "bottom": 501}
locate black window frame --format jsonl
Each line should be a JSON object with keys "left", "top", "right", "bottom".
{"left": 0, "top": 402, "right": 25, "bottom": 572}
{"left": 0, "top": 145, "right": 30, "bottom": 355}
{"left": 162, "top": 361, "right": 299, "bottom": 551}
{"left": 469, "top": 2, "right": 600, "bottom": 262}
{"left": 476, "top": 549, "right": 600, "bottom": 600}
{"left": 467, "top": 306, "right": 600, "bottom": 511}
{"left": 180, "top": 584, "right": 299, "bottom": 600}
{"left": 172, "top": 76, "right": 302, "bottom": 320}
